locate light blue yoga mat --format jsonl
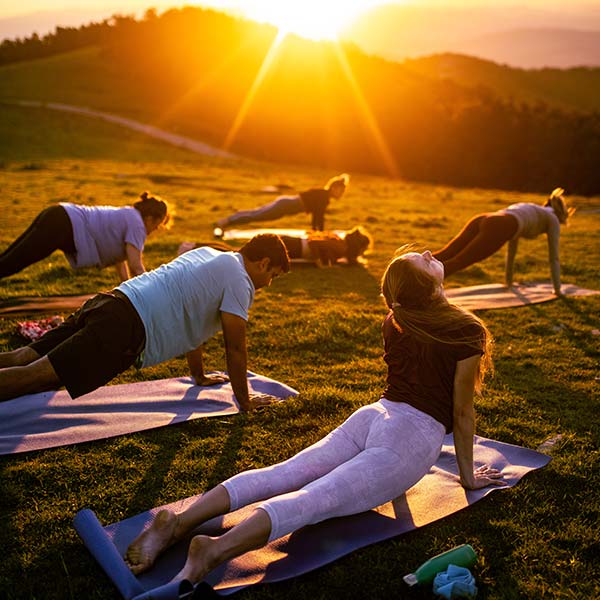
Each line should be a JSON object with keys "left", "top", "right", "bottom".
{"left": 0, "top": 373, "right": 298, "bottom": 455}
{"left": 74, "top": 434, "right": 550, "bottom": 598}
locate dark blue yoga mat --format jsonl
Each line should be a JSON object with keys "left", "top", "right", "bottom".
{"left": 74, "top": 434, "right": 550, "bottom": 598}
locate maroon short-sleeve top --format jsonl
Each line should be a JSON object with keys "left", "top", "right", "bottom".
{"left": 381, "top": 312, "right": 485, "bottom": 433}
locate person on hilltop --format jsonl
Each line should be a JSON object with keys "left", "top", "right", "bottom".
{"left": 0, "top": 191, "right": 172, "bottom": 282}
{"left": 181, "top": 225, "right": 373, "bottom": 268}
{"left": 123, "top": 247, "right": 504, "bottom": 585}
{"left": 0, "top": 234, "right": 290, "bottom": 410}
{"left": 433, "top": 188, "right": 575, "bottom": 295}
{"left": 214, "top": 173, "right": 349, "bottom": 236}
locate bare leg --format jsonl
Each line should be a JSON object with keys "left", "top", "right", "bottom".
{"left": 0, "top": 346, "right": 40, "bottom": 368}
{"left": 125, "top": 484, "right": 231, "bottom": 575}
{"left": 0, "top": 355, "right": 60, "bottom": 401}
{"left": 173, "top": 508, "right": 271, "bottom": 584}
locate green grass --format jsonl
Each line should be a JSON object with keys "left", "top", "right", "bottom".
{"left": 0, "top": 105, "right": 599, "bottom": 600}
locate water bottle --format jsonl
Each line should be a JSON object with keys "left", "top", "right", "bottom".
{"left": 402, "top": 543, "right": 477, "bottom": 586}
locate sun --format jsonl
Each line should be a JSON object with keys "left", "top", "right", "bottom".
{"left": 238, "top": 1, "right": 379, "bottom": 41}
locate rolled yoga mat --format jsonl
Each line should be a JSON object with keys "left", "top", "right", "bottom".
{"left": 444, "top": 282, "right": 600, "bottom": 310}
{"left": 0, "top": 373, "right": 298, "bottom": 455}
{"left": 74, "top": 434, "right": 550, "bottom": 598}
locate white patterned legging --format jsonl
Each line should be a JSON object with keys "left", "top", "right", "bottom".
{"left": 222, "top": 399, "right": 446, "bottom": 541}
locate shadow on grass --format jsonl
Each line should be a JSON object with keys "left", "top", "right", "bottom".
{"left": 204, "top": 417, "right": 248, "bottom": 490}
{"left": 272, "top": 263, "right": 381, "bottom": 302}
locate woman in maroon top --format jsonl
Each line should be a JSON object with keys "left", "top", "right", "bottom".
{"left": 124, "top": 248, "right": 504, "bottom": 585}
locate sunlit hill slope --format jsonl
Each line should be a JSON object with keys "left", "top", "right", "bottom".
{"left": 1, "top": 7, "right": 600, "bottom": 194}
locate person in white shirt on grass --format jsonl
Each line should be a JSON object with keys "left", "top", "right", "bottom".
{"left": 0, "top": 234, "right": 290, "bottom": 411}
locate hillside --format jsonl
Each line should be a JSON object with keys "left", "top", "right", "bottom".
{"left": 404, "top": 53, "right": 600, "bottom": 114}
{"left": 1, "top": 6, "right": 600, "bottom": 195}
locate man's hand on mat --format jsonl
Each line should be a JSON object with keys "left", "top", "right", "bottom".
{"left": 462, "top": 465, "right": 507, "bottom": 489}
{"left": 195, "top": 373, "right": 230, "bottom": 386}
{"left": 240, "top": 393, "right": 282, "bottom": 411}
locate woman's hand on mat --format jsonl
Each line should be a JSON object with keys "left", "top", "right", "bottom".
{"left": 462, "top": 465, "right": 507, "bottom": 489}
{"left": 195, "top": 373, "right": 230, "bottom": 386}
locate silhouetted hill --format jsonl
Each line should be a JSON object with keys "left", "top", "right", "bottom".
{"left": 1, "top": 6, "right": 599, "bottom": 194}
{"left": 404, "top": 53, "right": 600, "bottom": 114}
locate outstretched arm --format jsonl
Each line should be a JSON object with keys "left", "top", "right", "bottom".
{"left": 221, "top": 311, "right": 278, "bottom": 411}
{"left": 186, "top": 346, "right": 229, "bottom": 386}
{"left": 546, "top": 221, "right": 562, "bottom": 295}
{"left": 126, "top": 243, "right": 145, "bottom": 279}
{"left": 114, "top": 260, "right": 130, "bottom": 282}
{"left": 505, "top": 237, "right": 518, "bottom": 288}
{"left": 307, "top": 239, "right": 333, "bottom": 267}
{"left": 453, "top": 354, "right": 505, "bottom": 489}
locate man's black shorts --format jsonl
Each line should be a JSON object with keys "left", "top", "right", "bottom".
{"left": 30, "top": 291, "right": 146, "bottom": 398}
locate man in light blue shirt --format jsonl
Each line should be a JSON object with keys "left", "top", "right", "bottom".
{"left": 0, "top": 235, "right": 290, "bottom": 412}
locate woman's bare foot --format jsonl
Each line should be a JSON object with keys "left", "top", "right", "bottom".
{"left": 171, "top": 535, "right": 220, "bottom": 584}
{"left": 125, "top": 509, "right": 179, "bottom": 574}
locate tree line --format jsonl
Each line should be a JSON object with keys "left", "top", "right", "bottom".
{"left": 2, "top": 7, "right": 599, "bottom": 195}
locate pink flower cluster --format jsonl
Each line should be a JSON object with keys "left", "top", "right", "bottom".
{"left": 17, "top": 316, "right": 64, "bottom": 342}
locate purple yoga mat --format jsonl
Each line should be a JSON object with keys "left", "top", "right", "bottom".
{"left": 0, "top": 373, "right": 298, "bottom": 455}
{"left": 74, "top": 434, "right": 550, "bottom": 598}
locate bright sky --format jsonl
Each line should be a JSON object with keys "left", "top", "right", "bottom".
{"left": 3, "top": 1, "right": 600, "bottom": 41}
{"left": 0, "top": 1, "right": 385, "bottom": 38}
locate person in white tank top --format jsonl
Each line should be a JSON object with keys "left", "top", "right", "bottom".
{"left": 433, "top": 188, "right": 575, "bottom": 294}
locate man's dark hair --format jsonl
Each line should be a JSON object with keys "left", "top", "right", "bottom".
{"left": 240, "top": 234, "right": 291, "bottom": 273}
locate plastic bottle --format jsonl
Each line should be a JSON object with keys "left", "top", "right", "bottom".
{"left": 402, "top": 543, "right": 477, "bottom": 586}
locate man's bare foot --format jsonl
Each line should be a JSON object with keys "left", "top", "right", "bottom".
{"left": 125, "top": 509, "right": 179, "bottom": 574}
{"left": 171, "top": 535, "right": 219, "bottom": 584}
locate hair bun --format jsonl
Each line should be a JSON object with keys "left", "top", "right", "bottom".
{"left": 140, "top": 191, "right": 149, "bottom": 201}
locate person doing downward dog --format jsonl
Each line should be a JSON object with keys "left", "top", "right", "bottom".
{"left": 214, "top": 173, "right": 349, "bottom": 235}
{"left": 433, "top": 188, "right": 575, "bottom": 295}
{"left": 124, "top": 248, "right": 505, "bottom": 585}
{"left": 0, "top": 191, "right": 171, "bottom": 282}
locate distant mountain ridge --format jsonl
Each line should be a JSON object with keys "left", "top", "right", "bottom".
{"left": 4, "top": 3, "right": 600, "bottom": 69}
{"left": 1, "top": 6, "right": 599, "bottom": 194}
{"left": 404, "top": 53, "right": 600, "bottom": 114}
{"left": 452, "top": 28, "right": 600, "bottom": 69}
{"left": 344, "top": 4, "right": 600, "bottom": 68}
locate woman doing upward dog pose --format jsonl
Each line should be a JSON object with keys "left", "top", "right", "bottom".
{"left": 124, "top": 248, "right": 505, "bottom": 585}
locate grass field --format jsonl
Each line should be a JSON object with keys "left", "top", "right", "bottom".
{"left": 0, "top": 103, "right": 599, "bottom": 599}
